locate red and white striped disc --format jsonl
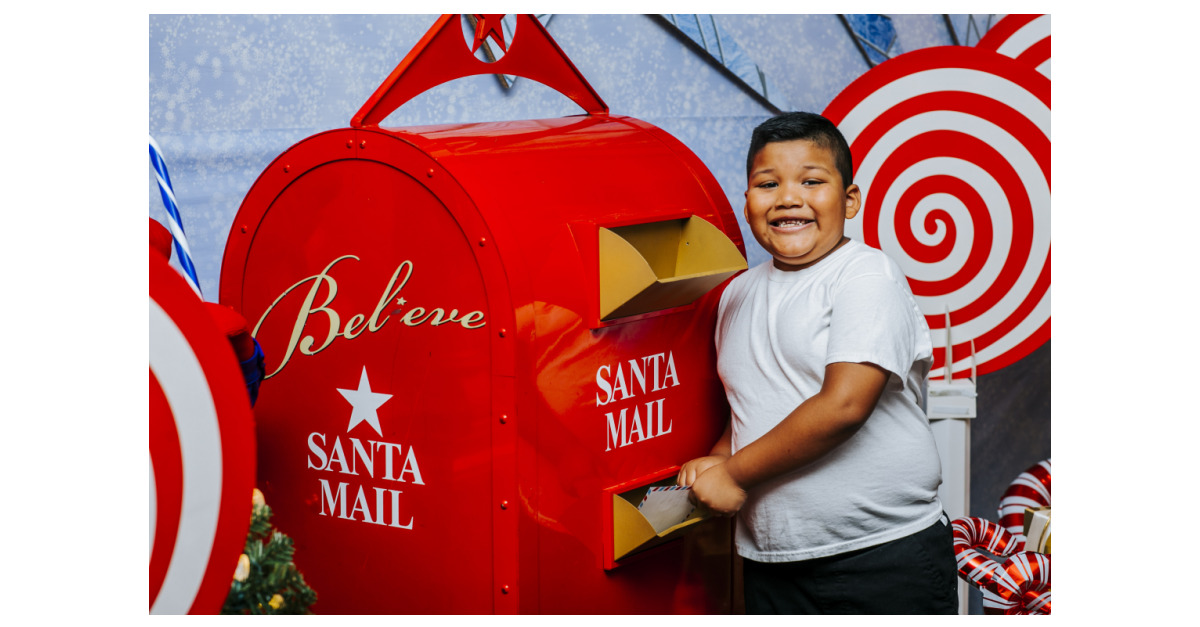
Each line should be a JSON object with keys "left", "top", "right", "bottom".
{"left": 824, "top": 46, "right": 1050, "bottom": 378}
{"left": 150, "top": 249, "right": 256, "bottom": 614}
{"left": 977, "top": 14, "right": 1051, "bottom": 78}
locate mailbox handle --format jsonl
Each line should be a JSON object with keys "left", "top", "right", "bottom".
{"left": 352, "top": 14, "right": 609, "bottom": 128}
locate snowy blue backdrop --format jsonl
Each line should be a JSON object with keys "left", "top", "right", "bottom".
{"left": 149, "top": 14, "right": 981, "bottom": 298}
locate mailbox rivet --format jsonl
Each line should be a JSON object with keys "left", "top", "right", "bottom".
{"left": 346, "top": 140, "right": 352, "bottom": 148}
{"left": 360, "top": 141, "right": 367, "bottom": 149}
{"left": 499, "top": 328, "right": 507, "bottom": 338}
{"left": 240, "top": 225, "right": 248, "bottom": 234}
{"left": 283, "top": 165, "right": 290, "bottom": 173}
{"left": 499, "top": 414, "right": 508, "bottom": 424}
{"left": 427, "top": 169, "right": 435, "bottom": 178}
{"left": 501, "top": 586, "right": 510, "bottom": 595}
{"left": 478, "top": 237, "right": 487, "bottom": 247}
{"left": 501, "top": 500, "right": 509, "bottom": 510}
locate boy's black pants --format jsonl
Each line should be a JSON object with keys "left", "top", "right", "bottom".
{"left": 743, "top": 516, "right": 959, "bottom": 614}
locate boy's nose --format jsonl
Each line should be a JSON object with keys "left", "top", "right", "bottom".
{"left": 778, "top": 183, "right": 803, "bottom": 207}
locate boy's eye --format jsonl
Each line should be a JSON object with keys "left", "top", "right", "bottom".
{"left": 756, "top": 181, "right": 778, "bottom": 189}
{"left": 802, "top": 179, "right": 823, "bottom": 186}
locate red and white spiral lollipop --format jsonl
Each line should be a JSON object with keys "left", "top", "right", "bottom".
{"left": 824, "top": 46, "right": 1050, "bottom": 378}
{"left": 998, "top": 458, "right": 1051, "bottom": 543}
{"left": 977, "top": 14, "right": 1051, "bottom": 78}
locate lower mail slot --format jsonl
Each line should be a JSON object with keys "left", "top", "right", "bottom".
{"left": 602, "top": 466, "right": 713, "bottom": 570}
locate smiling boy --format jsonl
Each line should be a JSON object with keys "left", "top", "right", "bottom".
{"left": 678, "top": 112, "right": 957, "bottom": 614}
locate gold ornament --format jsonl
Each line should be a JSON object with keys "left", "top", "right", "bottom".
{"left": 269, "top": 594, "right": 284, "bottom": 610}
{"left": 234, "top": 553, "right": 250, "bottom": 582}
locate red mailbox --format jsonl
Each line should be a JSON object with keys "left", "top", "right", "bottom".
{"left": 220, "top": 15, "right": 747, "bottom": 614}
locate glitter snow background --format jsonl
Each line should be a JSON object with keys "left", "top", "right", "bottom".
{"left": 148, "top": 14, "right": 966, "bottom": 297}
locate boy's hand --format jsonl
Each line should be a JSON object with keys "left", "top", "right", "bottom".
{"left": 676, "top": 455, "right": 728, "bottom": 487}
{"left": 688, "top": 462, "right": 746, "bottom": 516}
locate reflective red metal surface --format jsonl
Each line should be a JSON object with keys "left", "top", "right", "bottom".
{"left": 221, "top": 116, "right": 743, "bottom": 613}
{"left": 220, "top": 14, "right": 746, "bottom": 615}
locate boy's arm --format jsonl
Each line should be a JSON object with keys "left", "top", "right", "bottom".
{"left": 689, "top": 360, "right": 889, "bottom": 515}
{"left": 677, "top": 419, "right": 732, "bottom": 487}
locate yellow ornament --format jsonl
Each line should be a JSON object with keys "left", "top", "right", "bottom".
{"left": 234, "top": 553, "right": 251, "bottom": 582}
{"left": 269, "top": 594, "right": 284, "bottom": 610}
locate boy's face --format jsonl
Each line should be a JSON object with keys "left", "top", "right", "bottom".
{"left": 744, "top": 139, "right": 861, "bottom": 271}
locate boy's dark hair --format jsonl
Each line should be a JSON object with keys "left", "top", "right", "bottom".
{"left": 745, "top": 112, "right": 854, "bottom": 187}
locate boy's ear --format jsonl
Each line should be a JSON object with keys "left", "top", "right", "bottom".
{"left": 844, "top": 184, "right": 862, "bottom": 219}
{"left": 743, "top": 190, "right": 750, "bottom": 222}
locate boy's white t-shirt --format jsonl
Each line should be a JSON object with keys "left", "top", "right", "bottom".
{"left": 715, "top": 239, "right": 942, "bottom": 562}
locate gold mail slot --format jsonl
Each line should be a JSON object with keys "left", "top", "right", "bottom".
{"left": 599, "top": 216, "right": 746, "bottom": 320}
{"left": 604, "top": 469, "right": 710, "bottom": 569}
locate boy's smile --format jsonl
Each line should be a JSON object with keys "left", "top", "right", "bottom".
{"left": 744, "top": 139, "right": 861, "bottom": 271}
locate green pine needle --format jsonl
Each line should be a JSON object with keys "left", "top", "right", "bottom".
{"left": 220, "top": 493, "right": 317, "bottom": 615}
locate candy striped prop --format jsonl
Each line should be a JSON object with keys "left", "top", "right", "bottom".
{"left": 997, "top": 458, "right": 1051, "bottom": 543}
{"left": 951, "top": 517, "right": 1050, "bottom": 614}
{"left": 150, "top": 135, "right": 203, "bottom": 298}
{"left": 151, "top": 246, "right": 255, "bottom": 614}
{"left": 993, "top": 551, "right": 1051, "bottom": 615}
{"left": 977, "top": 14, "right": 1051, "bottom": 78}
{"left": 824, "top": 46, "right": 1050, "bottom": 378}
{"left": 951, "top": 517, "right": 1018, "bottom": 593}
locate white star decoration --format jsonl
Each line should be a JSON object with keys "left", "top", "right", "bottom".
{"left": 337, "top": 366, "right": 392, "bottom": 436}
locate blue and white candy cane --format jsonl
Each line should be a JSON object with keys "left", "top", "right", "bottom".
{"left": 149, "top": 135, "right": 203, "bottom": 298}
